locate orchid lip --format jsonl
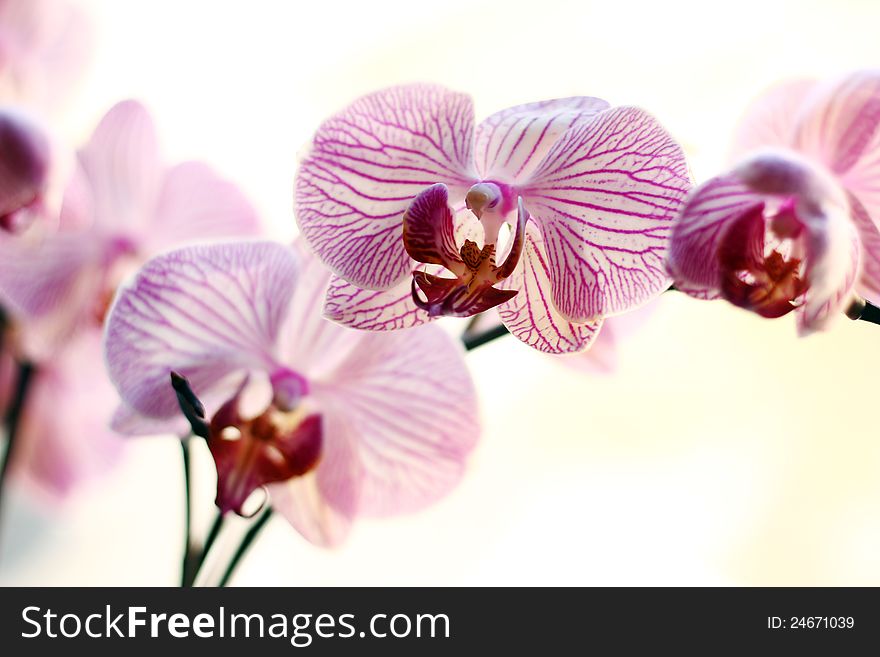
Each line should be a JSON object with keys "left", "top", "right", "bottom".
{"left": 403, "top": 184, "right": 528, "bottom": 319}
{"left": 169, "top": 370, "right": 323, "bottom": 517}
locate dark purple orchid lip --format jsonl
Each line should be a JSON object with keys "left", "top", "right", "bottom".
{"left": 170, "top": 370, "right": 322, "bottom": 517}
{"left": 403, "top": 184, "right": 528, "bottom": 319}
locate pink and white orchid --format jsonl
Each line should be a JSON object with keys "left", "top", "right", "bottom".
{"left": 103, "top": 240, "right": 479, "bottom": 546}
{"left": 0, "top": 100, "right": 261, "bottom": 497}
{"left": 295, "top": 84, "right": 690, "bottom": 354}
{"left": 668, "top": 71, "right": 880, "bottom": 333}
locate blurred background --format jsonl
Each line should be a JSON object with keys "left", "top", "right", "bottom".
{"left": 2, "top": 0, "right": 880, "bottom": 585}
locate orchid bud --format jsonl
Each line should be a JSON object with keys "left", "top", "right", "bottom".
{"left": 0, "top": 108, "right": 51, "bottom": 233}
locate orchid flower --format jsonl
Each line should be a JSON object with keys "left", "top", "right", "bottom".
{"left": 0, "top": 0, "right": 91, "bottom": 110}
{"left": 103, "top": 240, "right": 479, "bottom": 546}
{"left": 295, "top": 84, "right": 690, "bottom": 354}
{"left": 0, "top": 107, "right": 54, "bottom": 233}
{"left": 667, "top": 71, "right": 880, "bottom": 333}
{"left": 0, "top": 100, "right": 260, "bottom": 498}
{"left": 0, "top": 99, "right": 261, "bottom": 359}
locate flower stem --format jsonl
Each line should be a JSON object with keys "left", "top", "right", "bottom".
{"left": 0, "top": 361, "right": 34, "bottom": 547}
{"left": 180, "top": 436, "right": 196, "bottom": 587}
{"left": 852, "top": 299, "right": 880, "bottom": 326}
{"left": 183, "top": 511, "right": 225, "bottom": 587}
{"left": 462, "top": 323, "right": 509, "bottom": 351}
{"left": 217, "top": 507, "right": 274, "bottom": 587}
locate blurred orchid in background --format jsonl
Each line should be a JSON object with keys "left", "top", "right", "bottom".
{"left": 0, "top": 0, "right": 91, "bottom": 110}
{"left": 296, "top": 84, "right": 690, "bottom": 354}
{"left": 0, "top": 108, "right": 54, "bottom": 233}
{"left": 104, "top": 240, "right": 479, "bottom": 547}
{"left": 0, "top": 100, "right": 260, "bottom": 498}
{"left": 667, "top": 71, "right": 880, "bottom": 333}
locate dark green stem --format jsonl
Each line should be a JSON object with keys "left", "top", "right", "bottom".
{"left": 462, "top": 323, "right": 509, "bottom": 351}
{"left": 186, "top": 511, "right": 225, "bottom": 587}
{"left": 855, "top": 299, "right": 880, "bottom": 326}
{"left": 218, "top": 507, "right": 273, "bottom": 587}
{"left": 180, "top": 436, "right": 195, "bottom": 587}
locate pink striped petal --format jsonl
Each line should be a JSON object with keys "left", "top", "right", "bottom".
{"left": 269, "top": 462, "right": 357, "bottom": 548}
{"left": 792, "top": 71, "right": 880, "bottom": 178}
{"left": 847, "top": 193, "right": 880, "bottom": 302}
{"left": 498, "top": 224, "right": 602, "bottom": 353}
{"left": 324, "top": 273, "right": 431, "bottom": 331}
{"left": 523, "top": 106, "right": 690, "bottom": 321}
{"left": 141, "top": 161, "right": 261, "bottom": 252}
{"left": 791, "top": 72, "right": 880, "bottom": 262}
{"left": 668, "top": 175, "right": 762, "bottom": 295}
{"left": 321, "top": 206, "right": 482, "bottom": 332}
{"left": 729, "top": 79, "right": 817, "bottom": 163}
{"left": 294, "top": 84, "right": 476, "bottom": 290}
{"left": 279, "top": 241, "right": 479, "bottom": 521}
{"left": 474, "top": 96, "right": 610, "bottom": 182}
{"left": 78, "top": 100, "right": 162, "bottom": 232}
{"left": 310, "top": 323, "right": 479, "bottom": 517}
{"left": 104, "top": 241, "right": 297, "bottom": 421}
{"left": 110, "top": 401, "right": 189, "bottom": 437}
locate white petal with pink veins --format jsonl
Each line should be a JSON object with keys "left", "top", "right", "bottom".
{"left": 667, "top": 174, "right": 762, "bottom": 295}
{"left": 295, "top": 84, "right": 477, "bottom": 290}
{"left": 523, "top": 106, "right": 691, "bottom": 322}
{"left": 311, "top": 324, "right": 479, "bottom": 517}
{"left": 474, "top": 96, "right": 610, "bottom": 182}
{"left": 104, "top": 241, "right": 298, "bottom": 420}
{"left": 498, "top": 223, "right": 601, "bottom": 354}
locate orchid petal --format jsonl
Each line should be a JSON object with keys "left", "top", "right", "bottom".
{"left": 523, "top": 106, "right": 690, "bottom": 322}
{"left": 110, "top": 401, "right": 189, "bottom": 437}
{"left": 104, "top": 241, "right": 297, "bottom": 421}
{"left": 278, "top": 241, "right": 479, "bottom": 518}
{"left": 402, "top": 183, "right": 465, "bottom": 275}
{"left": 321, "top": 208, "right": 482, "bottom": 331}
{"left": 847, "top": 193, "right": 880, "bottom": 303}
{"left": 324, "top": 273, "right": 432, "bottom": 331}
{"left": 11, "top": 330, "right": 123, "bottom": 498}
{"left": 790, "top": 71, "right": 880, "bottom": 259}
{"left": 474, "top": 96, "right": 610, "bottom": 182}
{"left": 294, "top": 84, "right": 476, "bottom": 290}
{"left": 78, "top": 100, "right": 162, "bottom": 232}
{"left": 729, "top": 79, "right": 817, "bottom": 163}
{"left": 312, "top": 323, "right": 479, "bottom": 516}
{"left": 0, "top": 229, "right": 103, "bottom": 357}
{"left": 268, "top": 457, "right": 357, "bottom": 548}
{"left": 141, "top": 161, "right": 261, "bottom": 252}
{"left": 792, "top": 71, "right": 880, "bottom": 177}
{"left": 498, "top": 223, "right": 602, "bottom": 354}
{"left": 668, "top": 174, "right": 763, "bottom": 295}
